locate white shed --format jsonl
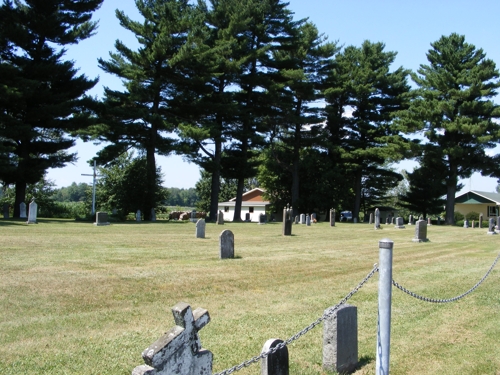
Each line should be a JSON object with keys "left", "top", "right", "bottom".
{"left": 217, "top": 188, "right": 271, "bottom": 222}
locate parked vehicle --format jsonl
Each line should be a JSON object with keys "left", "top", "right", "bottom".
{"left": 340, "top": 211, "right": 353, "bottom": 222}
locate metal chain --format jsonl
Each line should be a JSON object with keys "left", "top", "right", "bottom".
{"left": 213, "top": 264, "right": 379, "bottom": 375}
{"left": 393, "top": 252, "right": 500, "bottom": 303}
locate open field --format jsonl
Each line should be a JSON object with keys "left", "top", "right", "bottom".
{"left": 0, "top": 219, "right": 499, "bottom": 375}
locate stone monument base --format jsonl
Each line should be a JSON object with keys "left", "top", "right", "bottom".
{"left": 412, "top": 238, "right": 428, "bottom": 242}
{"left": 487, "top": 231, "right": 497, "bottom": 235}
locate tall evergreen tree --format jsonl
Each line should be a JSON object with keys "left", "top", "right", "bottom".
{"left": 396, "top": 33, "right": 500, "bottom": 224}
{"left": 323, "top": 41, "right": 410, "bottom": 221}
{"left": 0, "top": 0, "right": 103, "bottom": 217}
{"left": 89, "top": 0, "right": 194, "bottom": 220}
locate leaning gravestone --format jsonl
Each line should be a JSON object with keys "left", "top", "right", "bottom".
{"left": 3, "top": 203, "right": 8, "bottom": 219}
{"left": 323, "top": 304, "right": 358, "bottom": 374}
{"left": 19, "top": 202, "right": 27, "bottom": 219}
{"left": 261, "top": 339, "right": 289, "bottom": 375}
{"left": 487, "top": 218, "right": 496, "bottom": 235}
{"left": 131, "top": 302, "right": 212, "bottom": 375}
{"left": 306, "top": 214, "right": 311, "bottom": 226}
{"left": 26, "top": 199, "right": 38, "bottom": 224}
{"left": 374, "top": 208, "right": 381, "bottom": 230}
{"left": 300, "top": 214, "right": 306, "bottom": 224}
{"left": 94, "top": 212, "right": 110, "bottom": 226}
{"left": 136, "top": 210, "right": 141, "bottom": 222}
{"left": 394, "top": 217, "right": 405, "bottom": 229}
{"left": 196, "top": 219, "right": 206, "bottom": 239}
{"left": 216, "top": 211, "right": 224, "bottom": 225}
{"left": 219, "top": 230, "right": 234, "bottom": 259}
{"left": 330, "top": 209, "right": 336, "bottom": 227}
{"left": 412, "top": 219, "right": 428, "bottom": 242}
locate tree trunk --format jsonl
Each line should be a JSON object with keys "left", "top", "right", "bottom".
{"left": 233, "top": 177, "right": 244, "bottom": 222}
{"left": 145, "top": 145, "right": 156, "bottom": 221}
{"left": 209, "top": 141, "right": 222, "bottom": 222}
{"left": 445, "top": 181, "right": 457, "bottom": 225}
{"left": 14, "top": 181, "right": 27, "bottom": 218}
{"left": 353, "top": 169, "right": 362, "bottom": 221}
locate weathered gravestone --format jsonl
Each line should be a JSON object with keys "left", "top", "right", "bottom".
{"left": 412, "top": 219, "right": 428, "bottom": 242}
{"left": 190, "top": 210, "right": 197, "bottom": 223}
{"left": 472, "top": 220, "right": 475, "bottom": 228}
{"left": 369, "top": 213, "right": 373, "bottom": 225}
{"left": 19, "top": 202, "right": 27, "bottom": 219}
{"left": 479, "top": 213, "right": 483, "bottom": 228}
{"left": 408, "top": 214, "right": 413, "bottom": 225}
{"left": 216, "top": 211, "right": 224, "bottom": 225}
{"left": 26, "top": 199, "right": 38, "bottom": 224}
{"left": 385, "top": 217, "right": 390, "bottom": 225}
{"left": 196, "top": 219, "right": 206, "bottom": 239}
{"left": 330, "top": 209, "right": 336, "bottom": 227}
{"left": 487, "top": 218, "right": 497, "bottom": 235}
{"left": 300, "top": 214, "right": 306, "bottom": 224}
{"left": 131, "top": 302, "right": 212, "bottom": 375}
{"left": 496, "top": 216, "right": 500, "bottom": 230}
{"left": 282, "top": 206, "right": 292, "bottom": 236}
{"left": 259, "top": 213, "right": 267, "bottom": 225}
{"left": 151, "top": 208, "right": 156, "bottom": 222}
{"left": 463, "top": 219, "right": 469, "bottom": 228}
{"left": 306, "top": 214, "right": 311, "bottom": 226}
{"left": 261, "top": 339, "right": 289, "bottom": 375}
{"left": 94, "top": 212, "right": 110, "bottom": 226}
{"left": 136, "top": 210, "right": 141, "bottom": 222}
{"left": 428, "top": 217, "right": 432, "bottom": 226}
{"left": 295, "top": 215, "right": 299, "bottom": 224}
{"left": 3, "top": 203, "right": 9, "bottom": 219}
{"left": 219, "top": 230, "right": 234, "bottom": 259}
{"left": 394, "top": 217, "right": 405, "bottom": 229}
{"left": 391, "top": 216, "right": 395, "bottom": 225}
{"left": 374, "top": 208, "right": 381, "bottom": 230}
{"left": 323, "top": 304, "right": 358, "bottom": 374}
{"left": 245, "top": 213, "right": 251, "bottom": 222}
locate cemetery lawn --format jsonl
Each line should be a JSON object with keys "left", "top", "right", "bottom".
{"left": 0, "top": 219, "right": 499, "bottom": 375}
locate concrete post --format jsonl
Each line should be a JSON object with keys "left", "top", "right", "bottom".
{"left": 376, "top": 239, "right": 393, "bottom": 375}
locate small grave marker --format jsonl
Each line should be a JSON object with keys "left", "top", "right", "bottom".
{"left": 306, "top": 214, "right": 311, "bottom": 226}
{"left": 19, "top": 202, "right": 27, "bottom": 219}
{"left": 412, "top": 219, "right": 428, "bottom": 242}
{"left": 330, "top": 209, "right": 336, "bottom": 227}
{"left": 374, "top": 208, "right": 381, "bottom": 230}
{"left": 282, "top": 205, "right": 292, "bottom": 236}
{"left": 26, "top": 199, "right": 38, "bottom": 224}
{"left": 151, "top": 208, "right": 156, "bottom": 222}
{"left": 220, "top": 230, "right": 234, "bottom": 259}
{"left": 216, "top": 211, "right": 224, "bottom": 225}
{"left": 94, "top": 212, "right": 110, "bottom": 226}
{"left": 196, "top": 219, "right": 206, "bottom": 239}
{"left": 300, "top": 214, "right": 306, "bottom": 224}
{"left": 487, "top": 218, "right": 496, "bottom": 235}
{"left": 394, "top": 217, "right": 405, "bottom": 229}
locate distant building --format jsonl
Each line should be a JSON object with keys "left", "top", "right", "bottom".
{"left": 217, "top": 188, "right": 271, "bottom": 222}
{"left": 455, "top": 190, "right": 500, "bottom": 219}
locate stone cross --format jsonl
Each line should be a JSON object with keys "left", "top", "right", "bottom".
{"left": 412, "top": 219, "right": 428, "bottom": 242}
{"left": 27, "top": 199, "right": 38, "bottom": 224}
{"left": 487, "top": 218, "right": 496, "bottom": 235}
{"left": 94, "top": 212, "right": 110, "bottom": 226}
{"left": 330, "top": 209, "right": 336, "bottom": 227}
{"left": 196, "top": 219, "right": 206, "bottom": 239}
{"left": 282, "top": 205, "right": 292, "bottom": 236}
{"left": 216, "top": 211, "right": 224, "bottom": 225}
{"left": 261, "top": 339, "right": 289, "bottom": 375}
{"left": 19, "top": 202, "right": 27, "bottom": 219}
{"left": 136, "top": 210, "right": 142, "bottom": 222}
{"left": 219, "top": 230, "right": 234, "bottom": 259}
{"left": 374, "top": 208, "right": 381, "bottom": 230}
{"left": 132, "top": 302, "right": 212, "bottom": 375}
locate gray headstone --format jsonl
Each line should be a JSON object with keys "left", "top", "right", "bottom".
{"left": 259, "top": 213, "right": 267, "bottom": 225}
{"left": 497, "top": 216, "right": 500, "bottom": 230}
{"left": 323, "top": 304, "right": 358, "bottom": 374}
{"left": 408, "top": 214, "right": 413, "bottom": 225}
{"left": 216, "top": 211, "right": 224, "bottom": 225}
{"left": 245, "top": 213, "right": 251, "bottom": 222}
{"left": 412, "top": 219, "right": 428, "bottom": 242}
{"left": 369, "top": 213, "right": 373, "bottom": 225}
{"left": 306, "top": 215, "right": 311, "bottom": 226}
{"left": 374, "top": 208, "right": 381, "bottom": 229}
{"left": 394, "top": 216, "right": 405, "bottom": 229}
{"left": 26, "top": 199, "right": 38, "bottom": 224}
{"left": 261, "top": 339, "right": 289, "bottom": 375}
{"left": 300, "top": 214, "right": 306, "bottom": 224}
{"left": 151, "top": 208, "right": 156, "bottom": 222}
{"left": 330, "top": 209, "right": 336, "bottom": 227}
{"left": 427, "top": 217, "right": 432, "bottom": 226}
{"left": 196, "top": 219, "right": 206, "bottom": 238}
{"left": 488, "top": 218, "right": 496, "bottom": 234}
{"left": 385, "top": 217, "right": 390, "bottom": 225}
{"left": 19, "top": 202, "right": 27, "bottom": 219}
{"left": 391, "top": 217, "right": 395, "bottom": 225}
{"left": 136, "top": 210, "right": 141, "bottom": 222}
{"left": 3, "top": 203, "right": 9, "bottom": 219}
{"left": 94, "top": 212, "right": 110, "bottom": 226}
{"left": 282, "top": 206, "right": 292, "bottom": 236}
{"left": 437, "top": 216, "right": 440, "bottom": 225}
{"left": 479, "top": 213, "right": 483, "bottom": 228}
{"left": 219, "top": 230, "right": 234, "bottom": 259}
{"left": 295, "top": 215, "right": 299, "bottom": 224}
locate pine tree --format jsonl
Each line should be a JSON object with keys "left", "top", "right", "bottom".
{"left": 89, "top": 0, "right": 194, "bottom": 220}
{"left": 0, "top": 0, "right": 103, "bottom": 217}
{"left": 397, "top": 33, "right": 500, "bottom": 224}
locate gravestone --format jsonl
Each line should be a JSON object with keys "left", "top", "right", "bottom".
{"left": 437, "top": 216, "right": 440, "bottom": 225}
{"left": 463, "top": 219, "right": 469, "bottom": 228}
{"left": 487, "top": 218, "right": 496, "bottom": 235}
{"left": 132, "top": 302, "right": 212, "bottom": 375}
{"left": 259, "top": 213, "right": 267, "bottom": 225}
{"left": 427, "top": 217, "right": 432, "bottom": 226}
{"left": 216, "top": 211, "right": 224, "bottom": 225}
{"left": 306, "top": 214, "right": 311, "bottom": 226}
{"left": 219, "top": 230, "right": 234, "bottom": 259}
{"left": 497, "top": 216, "right": 500, "bottom": 230}
{"left": 412, "top": 219, "right": 428, "bottom": 242}
{"left": 394, "top": 217, "right": 405, "bottom": 229}
{"left": 323, "top": 304, "right": 358, "bottom": 374}
{"left": 191, "top": 210, "right": 197, "bottom": 223}
{"left": 26, "top": 199, "right": 38, "bottom": 224}
{"left": 330, "top": 209, "right": 336, "bottom": 227}
{"left": 369, "top": 213, "right": 373, "bottom": 225}
{"left": 94, "top": 212, "right": 110, "bottom": 226}
{"left": 472, "top": 220, "right": 475, "bottom": 228}
{"left": 374, "top": 208, "right": 381, "bottom": 230}
{"left": 385, "top": 217, "right": 390, "bottom": 225}
{"left": 391, "top": 217, "right": 395, "bottom": 225}
{"left": 282, "top": 206, "right": 292, "bottom": 236}
{"left": 479, "top": 213, "right": 483, "bottom": 228}
{"left": 311, "top": 213, "right": 317, "bottom": 222}
{"left": 196, "top": 219, "right": 206, "bottom": 239}
{"left": 295, "top": 215, "right": 299, "bottom": 224}
{"left": 151, "top": 208, "right": 156, "bottom": 222}
{"left": 261, "top": 339, "right": 289, "bottom": 375}
{"left": 408, "top": 214, "right": 413, "bottom": 225}
{"left": 245, "top": 213, "right": 251, "bottom": 222}
{"left": 300, "top": 214, "right": 306, "bottom": 224}
{"left": 19, "top": 202, "right": 27, "bottom": 219}
{"left": 3, "top": 203, "right": 8, "bottom": 219}
{"left": 136, "top": 210, "right": 141, "bottom": 222}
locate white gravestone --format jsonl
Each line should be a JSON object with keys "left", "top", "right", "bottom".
{"left": 26, "top": 199, "right": 38, "bottom": 224}
{"left": 19, "top": 202, "right": 27, "bottom": 218}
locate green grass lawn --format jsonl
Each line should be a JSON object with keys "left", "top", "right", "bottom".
{"left": 0, "top": 219, "right": 499, "bottom": 375}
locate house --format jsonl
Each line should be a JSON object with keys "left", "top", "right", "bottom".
{"left": 217, "top": 188, "right": 271, "bottom": 222}
{"left": 455, "top": 190, "right": 500, "bottom": 219}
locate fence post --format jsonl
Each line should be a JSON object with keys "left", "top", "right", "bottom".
{"left": 376, "top": 238, "right": 393, "bottom": 375}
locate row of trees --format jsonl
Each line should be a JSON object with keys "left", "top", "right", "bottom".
{"left": 1, "top": 0, "right": 500, "bottom": 224}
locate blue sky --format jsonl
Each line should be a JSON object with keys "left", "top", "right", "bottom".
{"left": 46, "top": 0, "right": 500, "bottom": 192}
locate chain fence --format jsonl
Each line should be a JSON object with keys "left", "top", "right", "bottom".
{"left": 212, "top": 263, "right": 379, "bottom": 375}
{"left": 393, "top": 251, "right": 500, "bottom": 303}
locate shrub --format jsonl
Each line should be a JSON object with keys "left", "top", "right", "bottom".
{"left": 465, "top": 211, "right": 480, "bottom": 221}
